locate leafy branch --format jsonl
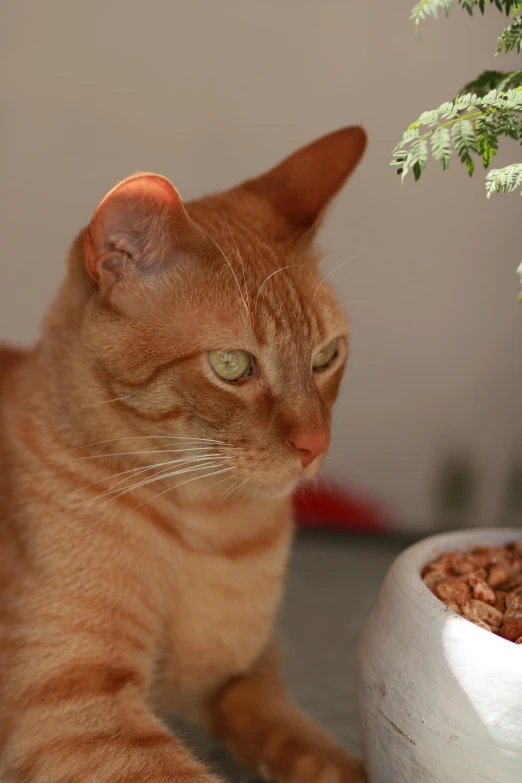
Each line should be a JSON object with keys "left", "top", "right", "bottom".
{"left": 497, "top": 15, "right": 522, "bottom": 53}
{"left": 397, "top": 0, "right": 522, "bottom": 297}
{"left": 392, "top": 89, "right": 522, "bottom": 184}
{"left": 411, "top": 1, "right": 522, "bottom": 53}
{"left": 393, "top": 1, "right": 522, "bottom": 196}
{"left": 412, "top": 1, "right": 521, "bottom": 30}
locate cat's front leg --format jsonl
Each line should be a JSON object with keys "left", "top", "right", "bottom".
{"left": 205, "top": 642, "right": 367, "bottom": 783}
{"left": 3, "top": 662, "right": 223, "bottom": 783}
{"left": 0, "top": 591, "right": 224, "bottom": 783}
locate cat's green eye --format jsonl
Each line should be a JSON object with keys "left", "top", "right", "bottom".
{"left": 312, "top": 339, "right": 338, "bottom": 370}
{"left": 208, "top": 350, "right": 252, "bottom": 382}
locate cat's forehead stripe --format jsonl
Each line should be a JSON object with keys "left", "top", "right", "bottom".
{"left": 254, "top": 273, "right": 314, "bottom": 347}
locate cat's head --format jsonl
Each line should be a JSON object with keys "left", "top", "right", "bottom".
{"left": 79, "top": 127, "right": 366, "bottom": 500}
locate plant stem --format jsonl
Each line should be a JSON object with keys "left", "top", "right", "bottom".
{"left": 414, "top": 107, "right": 522, "bottom": 145}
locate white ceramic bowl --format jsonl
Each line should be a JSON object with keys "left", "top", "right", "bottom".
{"left": 356, "top": 528, "right": 522, "bottom": 783}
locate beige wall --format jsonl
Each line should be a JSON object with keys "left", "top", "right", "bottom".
{"left": 1, "top": 0, "right": 521, "bottom": 530}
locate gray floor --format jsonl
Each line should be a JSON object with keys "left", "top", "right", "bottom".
{"left": 174, "top": 531, "right": 408, "bottom": 781}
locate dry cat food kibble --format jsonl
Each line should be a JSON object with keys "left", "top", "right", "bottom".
{"left": 422, "top": 541, "right": 522, "bottom": 644}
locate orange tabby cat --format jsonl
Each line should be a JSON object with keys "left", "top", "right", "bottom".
{"left": 0, "top": 127, "right": 367, "bottom": 783}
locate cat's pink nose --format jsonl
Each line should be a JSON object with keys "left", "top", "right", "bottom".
{"left": 287, "top": 429, "right": 330, "bottom": 468}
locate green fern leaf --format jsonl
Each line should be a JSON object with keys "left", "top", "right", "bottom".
{"left": 412, "top": 0, "right": 521, "bottom": 26}
{"left": 451, "top": 118, "right": 478, "bottom": 175}
{"left": 411, "top": 0, "right": 454, "bottom": 27}
{"left": 462, "top": 0, "right": 520, "bottom": 13}
{"left": 413, "top": 161, "right": 423, "bottom": 181}
{"left": 496, "top": 109, "right": 520, "bottom": 138}
{"left": 461, "top": 0, "right": 485, "bottom": 15}
{"left": 431, "top": 126, "right": 453, "bottom": 169}
{"left": 476, "top": 114, "right": 499, "bottom": 167}
{"left": 496, "top": 16, "right": 522, "bottom": 54}
{"left": 397, "top": 138, "right": 429, "bottom": 181}
{"left": 485, "top": 162, "right": 522, "bottom": 196}
{"left": 391, "top": 150, "right": 408, "bottom": 176}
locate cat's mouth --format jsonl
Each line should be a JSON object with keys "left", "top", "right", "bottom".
{"left": 240, "top": 463, "right": 324, "bottom": 501}
{"left": 230, "top": 443, "right": 329, "bottom": 500}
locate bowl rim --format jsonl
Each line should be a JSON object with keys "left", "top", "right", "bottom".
{"left": 390, "top": 527, "right": 522, "bottom": 648}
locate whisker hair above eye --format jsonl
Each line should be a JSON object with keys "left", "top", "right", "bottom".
{"left": 255, "top": 264, "right": 308, "bottom": 308}
{"left": 224, "top": 216, "right": 250, "bottom": 321}
{"left": 77, "top": 394, "right": 133, "bottom": 408}
{"left": 205, "top": 229, "right": 250, "bottom": 320}
{"left": 311, "top": 254, "right": 363, "bottom": 304}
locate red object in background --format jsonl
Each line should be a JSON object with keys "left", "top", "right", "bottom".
{"left": 294, "top": 482, "right": 385, "bottom": 533}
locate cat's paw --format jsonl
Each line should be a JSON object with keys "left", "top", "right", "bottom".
{"left": 259, "top": 740, "right": 367, "bottom": 783}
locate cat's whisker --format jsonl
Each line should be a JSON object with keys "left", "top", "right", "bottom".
{"left": 65, "top": 435, "right": 234, "bottom": 453}
{"left": 214, "top": 477, "right": 243, "bottom": 511}
{"left": 135, "top": 466, "right": 234, "bottom": 509}
{"left": 224, "top": 217, "right": 250, "bottom": 321}
{"left": 227, "top": 477, "right": 249, "bottom": 507}
{"left": 81, "top": 453, "right": 228, "bottom": 493}
{"left": 193, "top": 473, "right": 235, "bottom": 498}
{"left": 311, "top": 254, "right": 362, "bottom": 304}
{"left": 85, "top": 460, "right": 230, "bottom": 508}
{"left": 79, "top": 460, "right": 178, "bottom": 493}
{"left": 205, "top": 230, "right": 250, "bottom": 320}
{"left": 255, "top": 264, "right": 308, "bottom": 308}
{"left": 293, "top": 483, "right": 306, "bottom": 502}
{"left": 315, "top": 471, "right": 335, "bottom": 499}
{"left": 122, "top": 444, "right": 224, "bottom": 454}
{"left": 70, "top": 447, "right": 231, "bottom": 461}
{"left": 100, "top": 461, "right": 223, "bottom": 502}
{"left": 213, "top": 481, "right": 234, "bottom": 511}
{"left": 77, "top": 394, "right": 133, "bottom": 408}
{"left": 92, "top": 456, "right": 234, "bottom": 500}
{"left": 125, "top": 441, "right": 243, "bottom": 454}
{"left": 112, "top": 455, "right": 234, "bottom": 493}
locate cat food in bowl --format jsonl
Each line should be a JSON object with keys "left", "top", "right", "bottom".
{"left": 423, "top": 542, "right": 522, "bottom": 643}
{"left": 356, "top": 528, "right": 522, "bottom": 783}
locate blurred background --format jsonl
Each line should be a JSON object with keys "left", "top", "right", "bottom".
{"left": 1, "top": 0, "right": 521, "bottom": 532}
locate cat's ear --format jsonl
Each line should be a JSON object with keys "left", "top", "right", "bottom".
{"left": 241, "top": 126, "right": 367, "bottom": 241}
{"left": 84, "top": 172, "right": 196, "bottom": 287}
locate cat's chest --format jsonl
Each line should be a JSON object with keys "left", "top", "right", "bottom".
{"left": 154, "top": 516, "right": 292, "bottom": 710}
